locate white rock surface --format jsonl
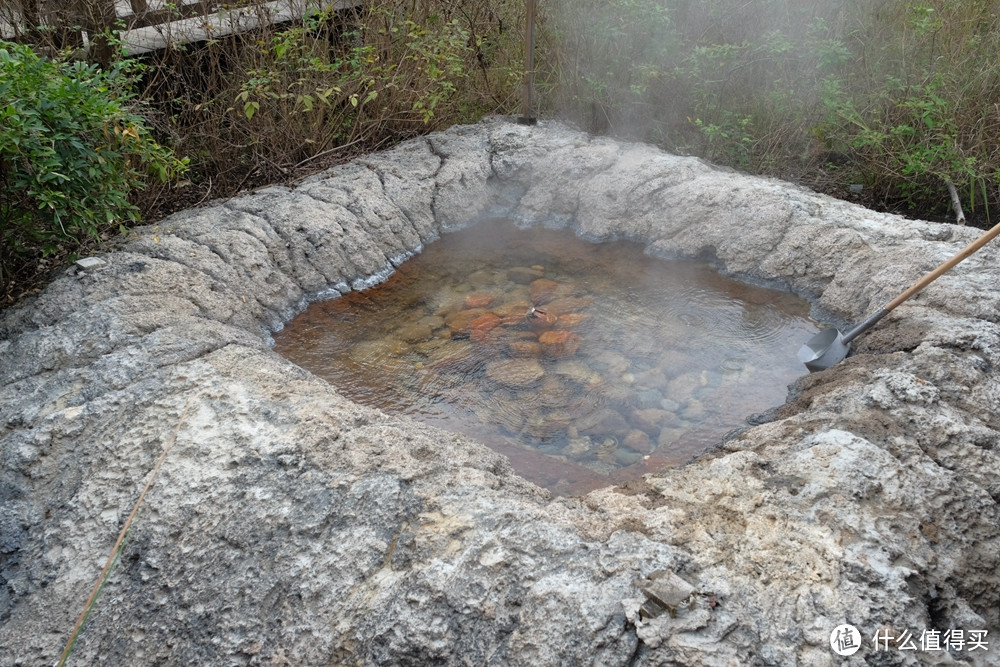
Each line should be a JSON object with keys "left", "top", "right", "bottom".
{"left": 1, "top": 118, "right": 998, "bottom": 665}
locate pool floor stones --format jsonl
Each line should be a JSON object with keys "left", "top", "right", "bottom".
{"left": 1, "top": 117, "right": 999, "bottom": 665}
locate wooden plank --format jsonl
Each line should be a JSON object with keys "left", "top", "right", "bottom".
{"left": 1, "top": 0, "right": 360, "bottom": 45}
{"left": 113, "top": 0, "right": 359, "bottom": 54}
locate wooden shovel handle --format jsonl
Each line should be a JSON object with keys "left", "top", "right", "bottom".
{"left": 886, "top": 220, "right": 1000, "bottom": 312}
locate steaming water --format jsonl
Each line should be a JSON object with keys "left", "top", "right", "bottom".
{"left": 274, "top": 219, "right": 819, "bottom": 495}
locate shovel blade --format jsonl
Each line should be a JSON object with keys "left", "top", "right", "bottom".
{"left": 798, "top": 328, "right": 849, "bottom": 372}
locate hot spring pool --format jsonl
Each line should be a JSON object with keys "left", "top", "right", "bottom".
{"left": 274, "top": 219, "right": 819, "bottom": 495}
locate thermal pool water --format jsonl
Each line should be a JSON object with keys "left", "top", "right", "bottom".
{"left": 274, "top": 220, "right": 819, "bottom": 494}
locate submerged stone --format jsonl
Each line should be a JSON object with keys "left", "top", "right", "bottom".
{"left": 529, "top": 278, "right": 561, "bottom": 303}
{"left": 485, "top": 359, "right": 546, "bottom": 388}
{"left": 508, "top": 266, "right": 545, "bottom": 284}
{"left": 446, "top": 307, "right": 489, "bottom": 331}
{"left": 464, "top": 293, "right": 496, "bottom": 309}
{"left": 538, "top": 330, "right": 581, "bottom": 359}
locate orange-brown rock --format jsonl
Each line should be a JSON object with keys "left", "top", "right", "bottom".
{"left": 556, "top": 313, "right": 590, "bottom": 328}
{"left": 446, "top": 308, "right": 488, "bottom": 331}
{"left": 526, "top": 309, "right": 559, "bottom": 331}
{"left": 470, "top": 327, "right": 503, "bottom": 345}
{"left": 508, "top": 339, "right": 542, "bottom": 358}
{"left": 463, "top": 293, "right": 496, "bottom": 309}
{"left": 539, "top": 330, "right": 581, "bottom": 359}
{"left": 468, "top": 312, "right": 502, "bottom": 331}
{"left": 545, "top": 296, "right": 593, "bottom": 316}
{"left": 529, "top": 278, "right": 561, "bottom": 304}
{"left": 493, "top": 300, "right": 534, "bottom": 324}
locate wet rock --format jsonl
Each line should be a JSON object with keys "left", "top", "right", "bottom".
{"left": 396, "top": 321, "right": 433, "bottom": 343}
{"left": 636, "top": 389, "right": 663, "bottom": 409}
{"left": 529, "top": 278, "right": 561, "bottom": 304}
{"left": 578, "top": 408, "right": 630, "bottom": 438}
{"left": 483, "top": 396, "right": 527, "bottom": 431}
{"left": 657, "top": 427, "right": 689, "bottom": 448}
{"left": 446, "top": 307, "right": 489, "bottom": 331}
{"left": 665, "top": 372, "right": 705, "bottom": 403}
{"left": 616, "top": 449, "right": 644, "bottom": 466}
{"left": 470, "top": 327, "right": 503, "bottom": 345}
{"left": 351, "top": 338, "right": 409, "bottom": 361}
{"left": 630, "top": 408, "right": 675, "bottom": 434}
{"left": 681, "top": 400, "right": 705, "bottom": 420}
{"left": 507, "top": 339, "right": 542, "bottom": 358}
{"left": 507, "top": 266, "right": 545, "bottom": 284}
{"left": 419, "top": 315, "right": 445, "bottom": 330}
{"left": 493, "top": 300, "right": 533, "bottom": 324}
{"left": 592, "top": 350, "right": 631, "bottom": 374}
{"left": 596, "top": 438, "right": 619, "bottom": 465}
{"left": 542, "top": 408, "right": 575, "bottom": 430}
{"left": 426, "top": 340, "right": 481, "bottom": 373}
{"left": 623, "top": 429, "right": 653, "bottom": 454}
{"left": 561, "top": 437, "right": 592, "bottom": 457}
{"left": 636, "top": 368, "right": 667, "bottom": 389}
{"left": 485, "top": 359, "right": 545, "bottom": 388}
{"left": 545, "top": 296, "right": 593, "bottom": 315}
{"left": 555, "top": 312, "right": 590, "bottom": 328}
{"left": 659, "top": 398, "right": 681, "bottom": 412}
{"left": 468, "top": 312, "right": 502, "bottom": 331}
{"left": 526, "top": 309, "right": 559, "bottom": 331}
{"left": 468, "top": 269, "right": 501, "bottom": 287}
{"left": 658, "top": 350, "right": 695, "bottom": 373}
{"left": 463, "top": 293, "right": 496, "bottom": 309}
{"left": 522, "top": 412, "right": 566, "bottom": 439}
{"left": 592, "top": 381, "right": 636, "bottom": 406}
{"left": 538, "top": 330, "right": 581, "bottom": 359}
{"left": 537, "top": 377, "right": 576, "bottom": 408}
{"left": 413, "top": 338, "right": 447, "bottom": 356}
{"left": 553, "top": 360, "right": 603, "bottom": 386}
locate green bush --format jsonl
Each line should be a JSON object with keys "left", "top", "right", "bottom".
{"left": 0, "top": 41, "right": 186, "bottom": 291}
{"left": 537, "top": 0, "right": 1000, "bottom": 222}
{"left": 134, "top": 0, "right": 523, "bottom": 199}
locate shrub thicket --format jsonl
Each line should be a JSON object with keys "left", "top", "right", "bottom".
{"left": 131, "top": 1, "right": 524, "bottom": 209}
{"left": 0, "top": 41, "right": 186, "bottom": 295}
{"left": 539, "top": 0, "right": 1000, "bottom": 223}
{"left": 0, "top": 0, "right": 524, "bottom": 303}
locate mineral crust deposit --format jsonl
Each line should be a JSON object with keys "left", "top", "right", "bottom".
{"left": 2, "top": 119, "right": 998, "bottom": 665}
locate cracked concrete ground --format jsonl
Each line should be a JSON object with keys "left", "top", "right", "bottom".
{"left": 1, "top": 118, "right": 998, "bottom": 665}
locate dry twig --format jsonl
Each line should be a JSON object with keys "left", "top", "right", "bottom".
{"left": 57, "top": 397, "right": 199, "bottom": 666}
